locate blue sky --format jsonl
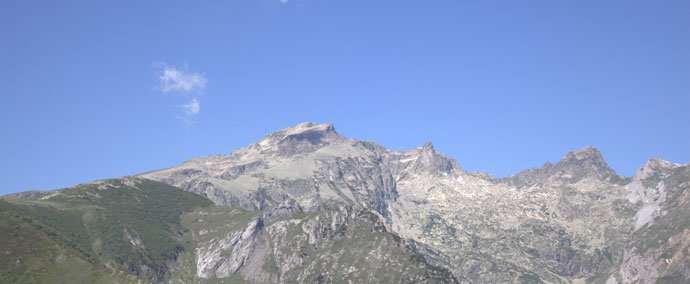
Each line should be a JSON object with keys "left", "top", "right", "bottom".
{"left": 1, "top": 1, "right": 689, "bottom": 194}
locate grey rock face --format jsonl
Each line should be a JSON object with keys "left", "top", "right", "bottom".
{"left": 189, "top": 205, "right": 457, "bottom": 283}
{"left": 616, "top": 162, "right": 690, "bottom": 283}
{"left": 196, "top": 217, "right": 266, "bottom": 279}
{"left": 141, "top": 122, "right": 409, "bottom": 216}
{"left": 506, "top": 146, "right": 623, "bottom": 188}
{"left": 142, "top": 122, "right": 690, "bottom": 283}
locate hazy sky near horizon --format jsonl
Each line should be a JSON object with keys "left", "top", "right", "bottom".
{"left": 1, "top": 1, "right": 689, "bottom": 194}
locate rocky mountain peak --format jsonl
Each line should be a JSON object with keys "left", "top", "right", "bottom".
{"left": 505, "top": 147, "right": 618, "bottom": 187}
{"left": 282, "top": 122, "right": 337, "bottom": 136}
{"left": 551, "top": 146, "right": 616, "bottom": 180}
{"left": 270, "top": 122, "right": 339, "bottom": 142}
{"left": 634, "top": 157, "right": 679, "bottom": 180}
{"left": 562, "top": 146, "right": 604, "bottom": 162}
{"left": 421, "top": 142, "right": 435, "bottom": 152}
{"left": 408, "top": 142, "right": 461, "bottom": 175}
{"left": 250, "top": 122, "right": 343, "bottom": 156}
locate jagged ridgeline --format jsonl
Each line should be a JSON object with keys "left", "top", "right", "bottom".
{"left": 2, "top": 122, "right": 689, "bottom": 283}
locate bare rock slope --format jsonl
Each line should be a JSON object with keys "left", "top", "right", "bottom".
{"left": 139, "top": 122, "right": 690, "bottom": 283}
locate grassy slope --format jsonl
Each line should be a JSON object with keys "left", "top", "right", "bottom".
{"left": 0, "top": 177, "right": 213, "bottom": 283}
{"left": 0, "top": 211, "right": 139, "bottom": 283}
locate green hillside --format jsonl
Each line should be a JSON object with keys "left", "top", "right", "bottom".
{"left": 0, "top": 177, "right": 212, "bottom": 283}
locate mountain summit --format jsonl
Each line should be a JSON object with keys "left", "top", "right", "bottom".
{"left": 552, "top": 146, "right": 618, "bottom": 181}
{"left": 250, "top": 122, "right": 343, "bottom": 156}
{"left": 2, "top": 122, "right": 689, "bottom": 284}
{"left": 506, "top": 146, "right": 621, "bottom": 187}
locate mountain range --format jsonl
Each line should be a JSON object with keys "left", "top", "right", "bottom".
{"left": 1, "top": 122, "right": 688, "bottom": 283}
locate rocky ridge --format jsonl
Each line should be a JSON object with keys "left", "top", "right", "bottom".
{"left": 3, "top": 122, "right": 687, "bottom": 283}
{"left": 139, "top": 122, "right": 690, "bottom": 283}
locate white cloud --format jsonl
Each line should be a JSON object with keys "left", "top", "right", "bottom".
{"left": 155, "top": 63, "right": 207, "bottom": 94}
{"left": 280, "top": 0, "right": 289, "bottom": 3}
{"left": 153, "top": 62, "right": 207, "bottom": 124}
{"left": 182, "top": 97, "right": 200, "bottom": 116}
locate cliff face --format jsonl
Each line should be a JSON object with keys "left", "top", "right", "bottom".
{"left": 182, "top": 202, "right": 456, "bottom": 283}
{"left": 3, "top": 122, "right": 689, "bottom": 283}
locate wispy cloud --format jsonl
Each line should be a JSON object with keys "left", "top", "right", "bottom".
{"left": 182, "top": 97, "right": 200, "bottom": 116}
{"left": 280, "top": 0, "right": 289, "bottom": 3}
{"left": 155, "top": 63, "right": 207, "bottom": 94}
{"left": 154, "top": 62, "right": 207, "bottom": 124}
